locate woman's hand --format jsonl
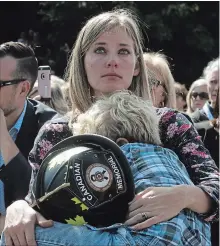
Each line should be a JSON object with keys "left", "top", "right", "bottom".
{"left": 125, "top": 186, "right": 188, "bottom": 230}
{"left": 3, "top": 200, "right": 53, "bottom": 246}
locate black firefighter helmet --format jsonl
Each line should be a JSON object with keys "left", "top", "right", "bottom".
{"left": 32, "top": 134, "right": 135, "bottom": 227}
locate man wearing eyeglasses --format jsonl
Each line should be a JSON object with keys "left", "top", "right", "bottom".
{"left": 0, "top": 42, "right": 57, "bottom": 231}
{"left": 191, "top": 57, "right": 219, "bottom": 246}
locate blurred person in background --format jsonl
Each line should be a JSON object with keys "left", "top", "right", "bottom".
{"left": 143, "top": 52, "right": 176, "bottom": 108}
{"left": 191, "top": 57, "right": 219, "bottom": 123}
{"left": 186, "top": 78, "right": 208, "bottom": 114}
{"left": 17, "top": 32, "right": 28, "bottom": 46}
{"left": 33, "top": 75, "right": 69, "bottom": 115}
{"left": 61, "top": 82, "right": 72, "bottom": 111}
{"left": 191, "top": 58, "right": 219, "bottom": 246}
{"left": 27, "top": 29, "right": 34, "bottom": 47}
{"left": 32, "top": 32, "right": 41, "bottom": 49}
{"left": 41, "top": 81, "right": 69, "bottom": 115}
{"left": 192, "top": 57, "right": 219, "bottom": 121}
{"left": 174, "top": 82, "right": 188, "bottom": 112}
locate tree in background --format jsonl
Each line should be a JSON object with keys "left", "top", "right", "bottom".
{"left": 0, "top": 1, "right": 218, "bottom": 87}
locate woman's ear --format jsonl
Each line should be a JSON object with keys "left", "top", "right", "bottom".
{"left": 133, "top": 60, "right": 140, "bottom": 77}
{"left": 116, "top": 138, "right": 129, "bottom": 146}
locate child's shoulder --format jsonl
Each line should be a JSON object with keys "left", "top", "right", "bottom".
{"left": 121, "top": 142, "right": 163, "bottom": 154}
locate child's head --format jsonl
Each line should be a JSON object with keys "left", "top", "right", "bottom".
{"left": 73, "top": 90, "right": 161, "bottom": 146}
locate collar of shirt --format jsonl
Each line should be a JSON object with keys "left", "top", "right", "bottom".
{"left": 9, "top": 100, "right": 27, "bottom": 141}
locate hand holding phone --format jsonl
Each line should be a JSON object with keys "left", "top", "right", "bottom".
{"left": 38, "top": 66, "right": 51, "bottom": 100}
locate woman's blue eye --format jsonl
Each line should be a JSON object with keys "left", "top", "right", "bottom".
{"left": 119, "top": 49, "right": 130, "bottom": 55}
{"left": 94, "top": 47, "right": 106, "bottom": 54}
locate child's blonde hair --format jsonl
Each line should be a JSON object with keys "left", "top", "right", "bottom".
{"left": 73, "top": 91, "right": 161, "bottom": 145}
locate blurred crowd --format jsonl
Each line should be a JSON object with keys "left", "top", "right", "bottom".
{"left": 25, "top": 45, "right": 219, "bottom": 166}
{"left": 17, "top": 30, "right": 218, "bottom": 127}
{"left": 17, "top": 29, "right": 70, "bottom": 76}
{"left": 26, "top": 47, "right": 219, "bottom": 173}
{"left": 15, "top": 29, "right": 220, "bottom": 180}
{"left": 0, "top": 10, "right": 218, "bottom": 245}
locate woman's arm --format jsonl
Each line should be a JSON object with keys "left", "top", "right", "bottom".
{"left": 25, "top": 120, "right": 72, "bottom": 204}
{"left": 174, "top": 185, "right": 212, "bottom": 214}
{"left": 158, "top": 108, "right": 219, "bottom": 221}
{"left": 3, "top": 121, "right": 72, "bottom": 246}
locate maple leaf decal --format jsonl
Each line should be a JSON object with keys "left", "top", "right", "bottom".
{"left": 71, "top": 197, "right": 88, "bottom": 211}
{"left": 65, "top": 215, "right": 87, "bottom": 226}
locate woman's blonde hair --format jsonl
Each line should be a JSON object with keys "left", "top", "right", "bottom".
{"left": 143, "top": 52, "right": 176, "bottom": 108}
{"left": 64, "top": 9, "right": 151, "bottom": 120}
{"left": 186, "top": 78, "right": 207, "bottom": 114}
{"left": 73, "top": 90, "right": 161, "bottom": 146}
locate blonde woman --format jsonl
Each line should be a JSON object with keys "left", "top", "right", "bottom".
{"left": 143, "top": 52, "right": 176, "bottom": 108}
{"left": 173, "top": 82, "right": 188, "bottom": 112}
{"left": 186, "top": 78, "right": 208, "bottom": 114}
{"left": 3, "top": 9, "right": 218, "bottom": 246}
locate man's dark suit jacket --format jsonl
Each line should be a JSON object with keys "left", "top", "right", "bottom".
{"left": 191, "top": 108, "right": 219, "bottom": 246}
{"left": 0, "top": 99, "right": 57, "bottom": 208}
{"left": 191, "top": 108, "right": 219, "bottom": 167}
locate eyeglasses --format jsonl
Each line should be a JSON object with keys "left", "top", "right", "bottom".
{"left": 176, "top": 92, "right": 186, "bottom": 101}
{"left": 191, "top": 92, "right": 209, "bottom": 100}
{"left": 155, "top": 80, "right": 168, "bottom": 98}
{"left": 0, "top": 79, "right": 26, "bottom": 88}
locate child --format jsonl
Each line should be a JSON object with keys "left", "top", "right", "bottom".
{"left": 73, "top": 90, "right": 193, "bottom": 190}
{"left": 32, "top": 91, "right": 210, "bottom": 246}
{"left": 71, "top": 90, "right": 210, "bottom": 244}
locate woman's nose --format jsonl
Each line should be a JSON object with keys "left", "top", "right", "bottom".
{"left": 106, "top": 55, "right": 119, "bottom": 68}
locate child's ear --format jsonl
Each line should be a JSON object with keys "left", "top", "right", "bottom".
{"left": 116, "top": 138, "right": 129, "bottom": 146}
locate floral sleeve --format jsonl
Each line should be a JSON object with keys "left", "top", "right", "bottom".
{"left": 25, "top": 120, "right": 72, "bottom": 204}
{"left": 157, "top": 108, "right": 219, "bottom": 222}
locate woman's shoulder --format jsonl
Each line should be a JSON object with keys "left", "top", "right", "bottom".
{"left": 30, "top": 116, "right": 73, "bottom": 164}
{"left": 43, "top": 115, "right": 70, "bottom": 129}
{"left": 155, "top": 107, "right": 193, "bottom": 124}
{"left": 38, "top": 115, "right": 72, "bottom": 139}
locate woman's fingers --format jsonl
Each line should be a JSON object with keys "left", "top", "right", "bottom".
{"left": 125, "top": 211, "right": 153, "bottom": 226}
{"left": 125, "top": 212, "right": 145, "bottom": 226}
{"left": 9, "top": 233, "right": 20, "bottom": 246}
{"left": 25, "top": 222, "right": 37, "bottom": 246}
{"left": 17, "top": 231, "right": 27, "bottom": 246}
{"left": 128, "top": 199, "right": 143, "bottom": 213}
{"left": 4, "top": 233, "right": 13, "bottom": 246}
{"left": 131, "top": 215, "right": 164, "bottom": 230}
{"left": 127, "top": 206, "right": 149, "bottom": 219}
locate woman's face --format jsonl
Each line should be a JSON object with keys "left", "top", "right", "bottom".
{"left": 207, "top": 70, "right": 219, "bottom": 104}
{"left": 84, "top": 27, "right": 139, "bottom": 96}
{"left": 191, "top": 84, "right": 208, "bottom": 111}
{"left": 176, "top": 95, "right": 186, "bottom": 112}
{"left": 152, "top": 84, "right": 167, "bottom": 107}
{"left": 150, "top": 73, "right": 167, "bottom": 107}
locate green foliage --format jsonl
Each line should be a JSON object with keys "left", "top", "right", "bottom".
{"left": 36, "top": 1, "right": 219, "bottom": 86}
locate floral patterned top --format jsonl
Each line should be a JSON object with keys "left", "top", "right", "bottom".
{"left": 27, "top": 108, "right": 219, "bottom": 222}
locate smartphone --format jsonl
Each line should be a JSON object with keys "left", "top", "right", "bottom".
{"left": 38, "top": 66, "right": 51, "bottom": 99}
